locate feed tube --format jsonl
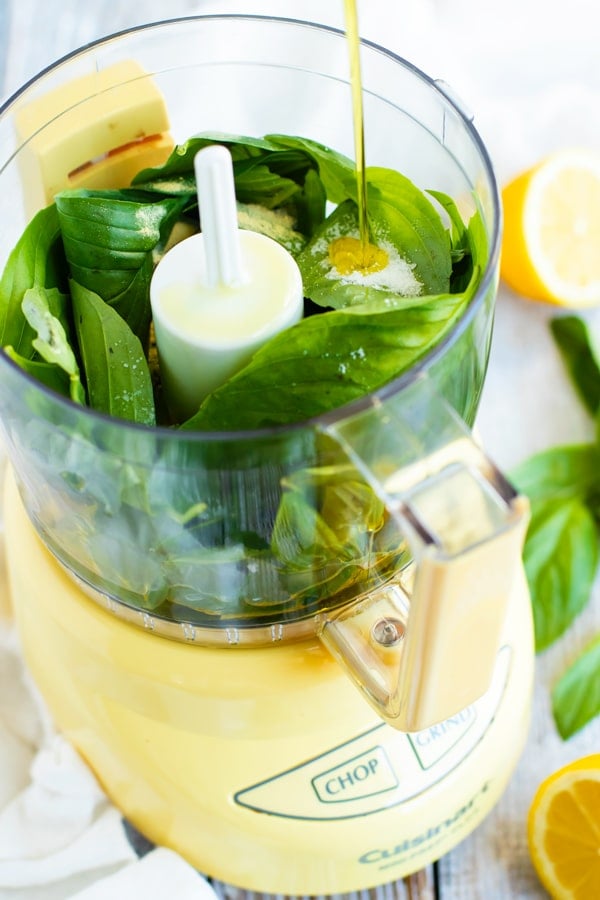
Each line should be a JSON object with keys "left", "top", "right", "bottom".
{"left": 150, "top": 145, "right": 304, "bottom": 422}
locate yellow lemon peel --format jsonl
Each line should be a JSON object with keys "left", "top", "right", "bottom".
{"left": 528, "top": 754, "right": 600, "bottom": 899}
{"left": 501, "top": 149, "right": 600, "bottom": 308}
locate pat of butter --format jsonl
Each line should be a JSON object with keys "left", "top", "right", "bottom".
{"left": 67, "top": 134, "right": 174, "bottom": 193}
{"left": 15, "top": 59, "right": 173, "bottom": 214}
{"left": 151, "top": 230, "right": 304, "bottom": 422}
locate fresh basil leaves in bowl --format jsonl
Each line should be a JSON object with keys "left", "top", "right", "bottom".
{"left": 0, "top": 128, "right": 493, "bottom": 629}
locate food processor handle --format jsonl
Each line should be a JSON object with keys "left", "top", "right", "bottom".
{"left": 316, "top": 378, "right": 530, "bottom": 733}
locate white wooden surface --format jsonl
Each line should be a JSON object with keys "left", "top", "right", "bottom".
{"left": 2, "top": 2, "right": 600, "bottom": 898}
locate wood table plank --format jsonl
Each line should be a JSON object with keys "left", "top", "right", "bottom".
{"left": 211, "top": 867, "right": 438, "bottom": 900}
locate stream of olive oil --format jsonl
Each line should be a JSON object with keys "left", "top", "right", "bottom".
{"left": 329, "top": 0, "right": 387, "bottom": 277}
{"left": 344, "top": 0, "right": 368, "bottom": 255}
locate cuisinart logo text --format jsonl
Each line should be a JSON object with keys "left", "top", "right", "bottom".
{"left": 358, "top": 781, "right": 491, "bottom": 865}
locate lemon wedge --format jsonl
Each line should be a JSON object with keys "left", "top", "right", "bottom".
{"left": 528, "top": 754, "right": 600, "bottom": 898}
{"left": 501, "top": 149, "right": 600, "bottom": 307}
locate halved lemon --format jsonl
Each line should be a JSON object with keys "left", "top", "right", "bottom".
{"left": 501, "top": 149, "right": 600, "bottom": 307}
{"left": 528, "top": 754, "right": 600, "bottom": 898}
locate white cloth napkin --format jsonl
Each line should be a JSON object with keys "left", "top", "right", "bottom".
{"left": 68, "top": 849, "right": 219, "bottom": 900}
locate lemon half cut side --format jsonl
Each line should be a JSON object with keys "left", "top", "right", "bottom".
{"left": 527, "top": 754, "right": 600, "bottom": 899}
{"left": 501, "top": 149, "right": 600, "bottom": 308}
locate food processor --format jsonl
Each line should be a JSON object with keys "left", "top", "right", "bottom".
{"left": 0, "top": 16, "right": 534, "bottom": 895}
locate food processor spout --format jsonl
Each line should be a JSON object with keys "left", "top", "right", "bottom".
{"left": 317, "top": 379, "right": 530, "bottom": 732}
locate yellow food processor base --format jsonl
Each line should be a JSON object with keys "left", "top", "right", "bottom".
{"left": 3, "top": 469, "right": 534, "bottom": 895}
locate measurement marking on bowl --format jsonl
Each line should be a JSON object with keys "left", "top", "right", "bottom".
{"left": 181, "top": 623, "right": 196, "bottom": 642}
{"left": 142, "top": 613, "right": 155, "bottom": 632}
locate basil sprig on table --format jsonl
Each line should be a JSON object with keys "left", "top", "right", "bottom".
{"left": 512, "top": 314, "right": 600, "bottom": 739}
{"left": 511, "top": 444, "right": 599, "bottom": 652}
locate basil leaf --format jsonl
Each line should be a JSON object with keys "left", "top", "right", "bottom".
{"left": 266, "top": 133, "right": 357, "bottom": 204}
{"left": 272, "top": 490, "right": 351, "bottom": 570}
{"left": 71, "top": 280, "right": 155, "bottom": 425}
{"left": 294, "top": 168, "right": 327, "bottom": 237}
{"left": 236, "top": 203, "right": 307, "bottom": 257}
{"left": 551, "top": 315, "right": 600, "bottom": 416}
{"left": 21, "top": 286, "right": 85, "bottom": 404}
{"left": 552, "top": 635, "right": 600, "bottom": 738}
{"left": 269, "top": 462, "right": 404, "bottom": 608}
{"left": 133, "top": 136, "right": 324, "bottom": 242}
{"left": 268, "top": 133, "right": 455, "bottom": 300}
{"left": 512, "top": 447, "right": 600, "bottom": 657}
{"left": 132, "top": 133, "right": 280, "bottom": 184}
{"left": 231, "top": 161, "right": 300, "bottom": 208}
{"left": 0, "top": 204, "right": 66, "bottom": 356}
{"left": 183, "top": 291, "right": 469, "bottom": 430}
{"left": 511, "top": 444, "right": 600, "bottom": 506}
{"left": 427, "top": 189, "right": 481, "bottom": 294}
{"left": 428, "top": 190, "right": 469, "bottom": 252}
{"left": 3, "top": 346, "right": 72, "bottom": 397}
{"left": 272, "top": 464, "right": 386, "bottom": 571}
{"left": 366, "top": 168, "right": 451, "bottom": 294}
{"left": 131, "top": 173, "right": 197, "bottom": 197}
{"left": 142, "top": 150, "right": 311, "bottom": 209}
{"left": 520, "top": 496, "right": 598, "bottom": 651}
{"left": 464, "top": 201, "right": 489, "bottom": 273}
{"left": 55, "top": 190, "right": 182, "bottom": 345}
{"left": 298, "top": 201, "right": 423, "bottom": 309}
